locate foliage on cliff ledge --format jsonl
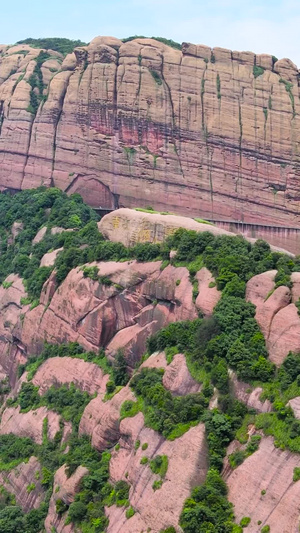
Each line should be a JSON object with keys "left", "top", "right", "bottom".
{"left": 16, "top": 37, "right": 87, "bottom": 55}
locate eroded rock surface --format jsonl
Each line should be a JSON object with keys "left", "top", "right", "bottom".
{"left": 45, "top": 465, "right": 88, "bottom": 533}
{"left": 1, "top": 38, "right": 300, "bottom": 236}
{"left": 0, "top": 406, "right": 62, "bottom": 444}
{"left": 195, "top": 267, "right": 221, "bottom": 315}
{"left": 106, "top": 413, "right": 207, "bottom": 533}
{"left": 246, "top": 271, "right": 300, "bottom": 365}
{"left": 227, "top": 436, "right": 300, "bottom": 533}
{"left": 32, "top": 356, "right": 109, "bottom": 395}
{"left": 21, "top": 260, "right": 198, "bottom": 366}
{"left": 0, "top": 456, "right": 44, "bottom": 512}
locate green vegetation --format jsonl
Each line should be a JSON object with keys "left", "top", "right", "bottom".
{"left": 14, "top": 381, "right": 91, "bottom": 431}
{"left": 293, "top": 467, "right": 300, "bottom": 481}
{"left": 279, "top": 78, "right": 295, "bottom": 117}
{"left": 128, "top": 367, "right": 209, "bottom": 438}
{"left": 253, "top": 65, "right": 265, "bottom": 78}
{"left": 126, "top": 506, "right": 135, "bottom": 519}
{"left": 16, "top": 38, "right": 87, "bottom": 55}
{"left": 150, "top": 455, "right": 168, "bottom": 478}
{"left": 216, "top": 73, "right": 221, "bottom": 99}
{"left": 0, "top": 187, "right": 99, "bottom": 299}
{"left": 240, "top": 516, "right": 251, "bottom": 527}
{"left": 150, "top": 69, "right": 163, "bottom": 85}
{"left": 180, "top": 469, "right": 236, "bottom": 532}
{"left": 26, "top": 51, "right": 51, "bottom": 114}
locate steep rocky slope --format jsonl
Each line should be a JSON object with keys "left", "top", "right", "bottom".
{"left": 0, "top": 37, "right": 300, "bottom": 229}
{"left": 2, "top": 193, "right": 300, "bottom": 532}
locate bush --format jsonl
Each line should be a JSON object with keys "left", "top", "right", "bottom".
{"left": 240, "top": 516, "right": 251, "bottom": 527}
{"left": 68, "top": 501, "right": 87, "bottom": 523}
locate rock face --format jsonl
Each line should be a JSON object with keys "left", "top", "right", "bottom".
{"left": 0, "top": 456, "right": 44, "bottom": 512}
{"left": 162, "top": 353, "right": 201, "bottom": 395}
{"left": 226, "top": 436, "right": 300, "bottom": 533}
{"left": 106, "top": 413, "right": 207, "bottom": 533}
{"left": 45, "top": 465, "right": 88, "bottom": 533}
{"left": 195, "top": 267, "right": 221, "bottom": 315}
{"left": 0, "top": 406, "right": 63, "bottom": 444}
{"left": 230, "top": 372, "right": 272, "bottom": 413}
{"left": 246, "top": 271, "right": 300, "bottom": 365}
{"left": 98, "top": 208, "right": 231, "bottom": 247}
{"left": 1, "top": 38, "right": 300, "bottom": 230}
{"left": 32, "top": 356, "right": 109, "bottom": 395}
{"left": 21, "top": 260, "right": 198, "bottom": 367}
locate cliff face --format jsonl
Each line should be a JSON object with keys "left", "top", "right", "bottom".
{"left": 0, "top": 37, "right": 300, "bottom": 225}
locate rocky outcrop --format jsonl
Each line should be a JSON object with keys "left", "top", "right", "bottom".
{"left": 106, "top": 413, "right": 207, "bottom": 533}
{"left": 79, "top": 386, "right": 136, "bottom": 450}
{"left": 227, "top": 436, "right": 300, "bottom": 533}
{"left": 1, "top": 38, "right": 300, "bottom": 231}
{"left": 32, "top": 356, "right": 109, "bottom": 395}
{"left": 0, "top": 405, "right": 63, "bottom": 444}
{"left": 0, "top": 456, "right": 44, "bottom": 512}
{"left": 246, "top": 271, "right": 300, "bottom": 365}
{"left": 99, "top": 208, "right": 295, "bottom": 255}
{"left": 162, "top": 353, "right": 201, "bottom": 395}
{"left": 230, "top": 372, "right": 272, "bottom": 413}
{"left": 45, "top": 465, "right": 88, "bottom": 533}
{"left": 98, "top": 208, "right": 231, "bottom": 247}
{"left": 21, "top": 260, "right": 198, "bottom": 366}
{"left": 40, "top": 247, "right": 63, "bottom": 267}
{"left": 195, "top": 267, "right": 221, "bottom": 315}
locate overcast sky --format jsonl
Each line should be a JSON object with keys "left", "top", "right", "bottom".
{"left": 2, "top": 0, "right": 300, "bottom": 66}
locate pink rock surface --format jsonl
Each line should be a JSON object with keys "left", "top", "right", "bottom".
{"left": 21, "top": 260, "right": 198, "bottom": 367}
{"left": 0, "top": 274, "right": 29, "bottom": 341}
{"left": 32, "top": 226, "right": 47, "bottom": 244}
{"left": 32, "top": 356, "right": 109, "bottom": 395}
{"left": 288, "top": 397, "right": 300, "bottom": 418}
{"left": 246, "top": 271, "right": 300, "bottom": 365}
{"left": 40, "top": 247, "right": 63, "bottom": 267}
{"left": 195, "top": 267, "right": 221, "bottom": 315}
{"left": 0, "top": 406, "right": 61, "bottom": 444}
{"left": 230, "top": 372, "right": 272, "bottom": 413}
{"left": 45, "top": 465, "right": 88, "bottom": 533}
{"left": 227, "top": 436, "right": 300, "bottom": 533}
{"left": 291, "top": 272, "right": 300, "bottom": 302}
{"left": 106, "top": 413, "right": 207, "bottom": 533}
{"left": 267, "top": 303, "right": 300, "bottom": 365}
{"left": 162, "top": 353, "right": 201, "bottom": 395}
{"left": 0, "top": 456, "right": 44, "bottom": 512}
{"left": 79, "top": 386, "right": 136, "bottom": 450}
{"left": 140, "top": 351, "right": 167, "bottom": 370}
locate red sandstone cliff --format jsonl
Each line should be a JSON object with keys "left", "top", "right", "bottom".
{"left": 0, "top": 38, "right": 300, "bottom": 226}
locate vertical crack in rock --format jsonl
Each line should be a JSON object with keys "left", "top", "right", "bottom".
{"left": 50, "top": 72, "right": 74, "bottom": 185}
{"left": 161, "top": 52, "right": 184, "bottom": 179}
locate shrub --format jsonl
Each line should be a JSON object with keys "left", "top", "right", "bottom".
{"left": 293, "top": 467, "right": 300, "bottom": 482}
{"left": 253, "top": 65, "right": 265, "bottom": 78}
{"left": 126, "top": 506, "right": 135, "bottom": 519}
{"left": 240, "top": 516, "right": 251, "bottom": 527}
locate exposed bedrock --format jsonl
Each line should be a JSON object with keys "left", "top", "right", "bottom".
{"left": 1, "top": 38, "right": 300, "bottom": 230}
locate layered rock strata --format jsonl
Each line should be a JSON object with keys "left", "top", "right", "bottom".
{"left": 0, "top": 38, "right": 300, "bottom": 228}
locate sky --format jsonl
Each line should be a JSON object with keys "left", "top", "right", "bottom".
{"left": 2, "top": 0, "right": 300, "bottom": 66}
